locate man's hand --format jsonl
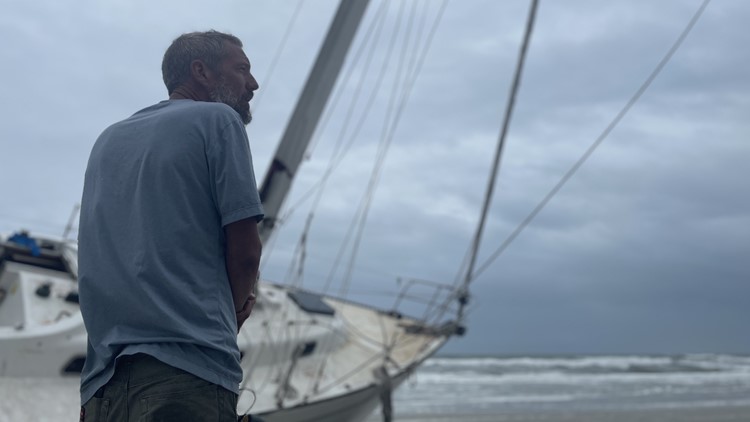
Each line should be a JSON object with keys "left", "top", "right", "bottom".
{"left": 236, "top": 293, "right": 256, "bottom": 333}
{"left": 224, "top": 218, "right": 262, "bottom": 333}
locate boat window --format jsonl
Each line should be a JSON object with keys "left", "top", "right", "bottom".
{"left": 300, "top": 341, "right": 316, "bottom": 357}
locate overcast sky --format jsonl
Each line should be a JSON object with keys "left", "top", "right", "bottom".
{"left": 1, "top": 0, "right": 748, "bottom": 355}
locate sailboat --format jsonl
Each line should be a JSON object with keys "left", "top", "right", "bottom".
{"left": 0, "top": 1, "right": 471, "bottom": 420}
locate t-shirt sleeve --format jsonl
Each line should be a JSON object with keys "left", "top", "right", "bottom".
{"left": 207, "top": 118, "right": 264, "bottom": 227}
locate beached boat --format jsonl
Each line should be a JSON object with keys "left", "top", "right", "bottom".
{"left": 0, "top": 230, "right": 457, "bottom": 421}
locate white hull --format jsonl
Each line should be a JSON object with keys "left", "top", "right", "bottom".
{"left": 0, "top": 234, "right": 455, "bottom": 421}
{"left": 256, "top": 366, "right": 415, "bottom": 422}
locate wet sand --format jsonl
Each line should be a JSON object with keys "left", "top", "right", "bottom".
{"left": 369, "top": 405, "right": 750, "bottom": 422}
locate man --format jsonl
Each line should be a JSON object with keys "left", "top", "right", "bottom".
{"left": 78, "top": 30, "right": 263, "bottom": 421}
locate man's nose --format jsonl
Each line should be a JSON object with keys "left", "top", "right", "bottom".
{"left": 247, "top": 74, "right": 259, "bottom": 92}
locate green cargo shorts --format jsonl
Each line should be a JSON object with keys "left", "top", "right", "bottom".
{"left": 81, "top": 353, "right": 237, "bottom": 422}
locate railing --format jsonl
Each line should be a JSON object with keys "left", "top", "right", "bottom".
{"left": 389, "top": 277, "right": 460, "bottom": 328}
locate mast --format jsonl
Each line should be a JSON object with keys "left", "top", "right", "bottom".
{"left": 258, "top": 0, "right": 371, "bottom": 243}
{"left": 458, "top": 0, "right": 539, "bottom": 321}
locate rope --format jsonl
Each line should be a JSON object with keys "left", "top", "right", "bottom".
{"left": 471, "top": 0, "right": 713, "bottom": 281}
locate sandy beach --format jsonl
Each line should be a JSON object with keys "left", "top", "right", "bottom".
{"left": 5, "top": 354, "right": 750, "bottom": 421}
{"left": 370, "top": 405, "right": 750, "bottom": 422}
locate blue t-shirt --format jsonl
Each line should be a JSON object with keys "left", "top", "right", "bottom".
{"left": 78, "top": 99, "right": 264, "bottom": 405}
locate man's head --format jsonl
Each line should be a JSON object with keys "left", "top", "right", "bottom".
{"left": 162, "top": 30, "right": 259, "bottom": 124}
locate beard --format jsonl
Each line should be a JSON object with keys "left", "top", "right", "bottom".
{"left": 209, "top": 77, "right": 252, "bottom": 125}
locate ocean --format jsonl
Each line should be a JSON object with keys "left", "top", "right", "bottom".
{"left": 2, "top": 354, "right": 750, "bottom": 421}
{"left": 370, "top": 354, "right": 750, "bottom": 421}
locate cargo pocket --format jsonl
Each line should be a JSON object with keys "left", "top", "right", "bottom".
{"left": 81, "top": 396, "right": 110, "bottom": 421}
{"left": 141, "top": 379, "right": 219, "bottom": 422}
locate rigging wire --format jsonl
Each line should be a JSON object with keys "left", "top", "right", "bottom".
{"left": 457, "top": 0, "right": 540, "bottom": 299}
{"left": 259, "top": 0, "right": 389, "bottom": 269}
{"left": 262, "top": 2, "right": 390, "bottom": 269}
{"left": 282, "top": 0, "right": 448, "bottom": 234}
{"left": 311, "top": 6, "right": 454, "bottom": 385}
{"left": 312, "top": 346, "right": 393, "bottom": 395}
{"left": 275, "top": 0, "right": 394, "bottom": 293}
{"left": 322, "top": 0, "right": 409, "bottom": 294}
{"left": 304, "top": 0, "right": 391, "bottom": 161}
{"left": 251, "top": 0, "right": 304, "bottom": 112}
{"left": 283, "top": 0, "right": 392, "bottom": 290}
{"left": 334, "top": 0, "right": 450, "bottom": 297}
{"left": 275, "top": 1, "right": 445, "bottom": 263}
{"left": 337, "top": 0, "right": 416, "bottom": 297}
{"left": 403, "top": 0, "right": 430, "bottom": 89}
{"left": 470, "top": 0, "right": 713, "bottom": 281}
{"left": 285, "top": 2, "right": 453, "bottom": 397}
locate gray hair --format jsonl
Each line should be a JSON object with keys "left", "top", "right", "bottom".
{"left": 162, "top": 30, "right": 243, "bottom": 94}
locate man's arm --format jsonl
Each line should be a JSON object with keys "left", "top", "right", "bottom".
{"left": 224, "top": 217, "right": 262, "bottom": 331}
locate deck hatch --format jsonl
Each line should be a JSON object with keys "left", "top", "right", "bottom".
{"left": 287, "top": 290, "right": 335, "bottom": 316}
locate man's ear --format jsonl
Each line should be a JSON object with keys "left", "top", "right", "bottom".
{"left": 190, "top": 59, "right": 213, "bottom": 88}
